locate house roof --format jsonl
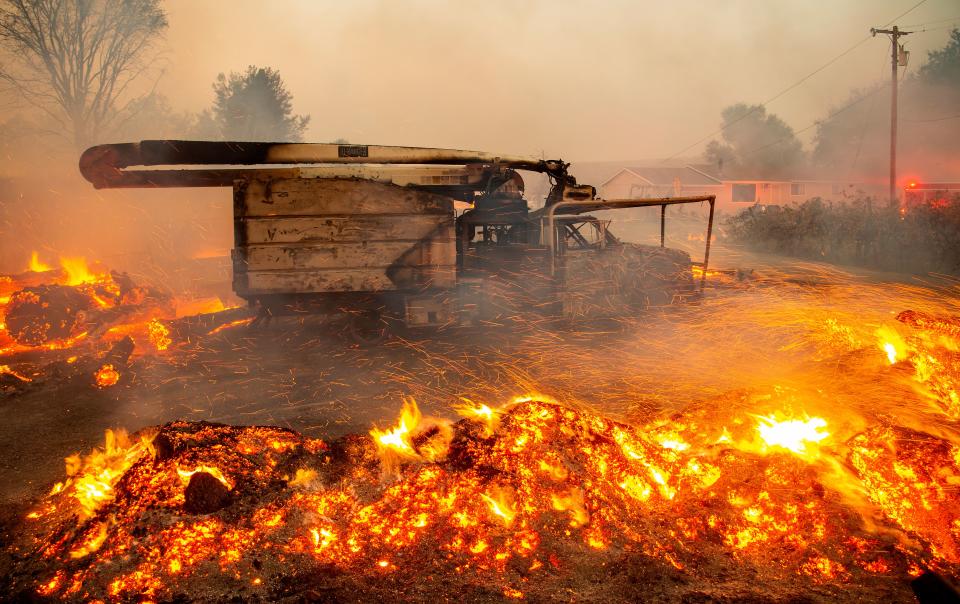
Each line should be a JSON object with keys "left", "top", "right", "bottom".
{"left": 568, "top": 161, "right": 642, "bottom": 189}
{"left": 602, "top": 165, "right": 722, "bottom": 188}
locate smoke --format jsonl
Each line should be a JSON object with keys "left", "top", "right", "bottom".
{"left": 812, "top": 77, "right": 960, "bottom": 181}
{"left": 0, "top": 0, "right": 957, "bottom": 276}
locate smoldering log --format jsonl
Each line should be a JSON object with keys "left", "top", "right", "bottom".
{"left": 3, "top": 285, "right": 96, "bottom": 346}
{"left": 157, "top": 307, "right": 253, "bottom": 344}
{"left": 101, "top": 336, "right": 135, "bottom": 367}
{"left": 183, "top": 471, "right": 233, "bottom": 514}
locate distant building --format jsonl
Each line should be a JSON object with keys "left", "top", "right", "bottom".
{"left": 600, "top": 165, "right": 722, "bottom": 201}
{"left": 903, "top": 181, "right": 960, "bottom": 208}
{"left": 598, "top": 164, "right": 886, "bottom": 211}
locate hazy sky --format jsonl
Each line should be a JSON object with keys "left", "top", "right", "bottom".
{"left": 157, "top": 0, "right": 958, "bottom": 162}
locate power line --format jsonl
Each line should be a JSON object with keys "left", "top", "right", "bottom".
{"left": 911, "top": 23, "right": 960, "bottom": 33}
{"left": 739, "top": 85, "right": 888, "bottom": 159}
{"left": 660, "top": 0, "right": 930, "bottom": 163}
{"left": 883, "top": 0, "right": 929, "bottom": 26}
{"left": 901, "top": 16, "right": 960, "bottom": 28}
{"left": 738, "top": 47, "right": 955, "bottom": 162}
{"left": 903, "top": 113, "right": 960, "bottom": 123}
{"left": 659, "top": 36, "right": 871, "bottom": 162}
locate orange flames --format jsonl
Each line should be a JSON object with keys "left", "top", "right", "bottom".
{"left": 27, "top": 251, "right": 52, "bottom": 273}
{"left": 148, "top": 318, "right": 171, "bottom": 351}
{"left": 176, "top": 464, "right": 233, "bottom": 490}
{"left": 19, "top": 389, "right": 960, "bottom": 602}
{"left": 59, "top": 256, "right": 105, "bottom": 287}
{"left": 2, "top": 253, "right": 249, "bottom": 368}
{"left": 94, "top": 364, "right": 120, "bottom": 388}
{"left": 754, "top": 413, "right": 829, "bottom": 458}
{"left": 875, "top": 315, "right": 960, "bottom": 418}
{"left": 49, "top": 428, "right": 157, "bottom": 521}
{"left": 369, "top": 398, "right": 453, "bottom": 473}
{"left": 455, "top": 400, "right": 500, "bottom": 436}
{"left": 481, "top": 486, "right": 518, "bottom": 527}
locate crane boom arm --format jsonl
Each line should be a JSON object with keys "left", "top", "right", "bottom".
{"left": 79, "top": 140, "right": 567, "bottom": 189}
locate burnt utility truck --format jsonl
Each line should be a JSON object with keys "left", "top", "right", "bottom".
{"left": 80, "top": 141, "right": 716, "bottom": 341}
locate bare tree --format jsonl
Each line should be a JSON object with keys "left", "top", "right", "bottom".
{"left": 0, "top": 0, "right": 167, "bottom": 150}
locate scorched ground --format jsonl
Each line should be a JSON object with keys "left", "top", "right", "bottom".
{"left": 1, "top": 250, "right": 960, "bottom": 602}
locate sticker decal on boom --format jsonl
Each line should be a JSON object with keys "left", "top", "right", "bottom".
{"left": 338, "top": 145, "right": 369, "bottom": 158}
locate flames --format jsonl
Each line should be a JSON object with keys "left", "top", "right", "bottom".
{"left": 455, "top": 400, "right": 500, "bottom": 436}
{"left": 147, "top": 318, "right": 171, "bottom": 351}
{"left": 481, "top": 487, "right": 518, "bottom": 527}
{"left": 6, "top": 256, "right": 960, "bottom": 600}
{"left": 93, "top": 363, "right": 120, "bottom": 388}
{"left": 369, "top": 398, "right": 453, "bottom": 473}
{"left": 370, "top": 398, "right": 422, "bottom": 458}
{"left": 1, "top": 252, "right": 249, "bottom": 373}
{"left": 755, "top": 413, "right": 829, "bottom": 457}
{"left": 176, "top": 464, "right": 233, "bottom": 490}
{"left": 877, "top": 324, "right": 908, "bottom": 365}
{"left": 50, "top": 428, "right": 157, "bottom": 521}
{"left": 27, "top": 252, "right": 104, "bottom": 286}
{"left": 59, "top": 256, "right": 107, "bottom": 288}
{"left": 875, "top": 311, "right": 960, "bottom": 419}
{"left": 28, "top": 251, "right": 51, "bottom": 273}
{"left": 16, "top": 394, "right": 960, "bottom": 601}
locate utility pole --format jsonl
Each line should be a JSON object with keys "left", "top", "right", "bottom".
{"left": 871, "top": 25, "right": 911, "bottom": 206}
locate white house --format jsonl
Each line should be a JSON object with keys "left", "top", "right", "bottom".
{"left": 599, "top": 165, "right": 886, "bottom": 212}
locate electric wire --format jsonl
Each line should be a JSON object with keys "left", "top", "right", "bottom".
{"left": 739, "top": 85, "right": 888, "bottom": 159}
{"left": 660, "top": 0, "right": 930, "bottom": 163}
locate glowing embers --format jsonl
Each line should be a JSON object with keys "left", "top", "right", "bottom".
{"left": 875, "top": 313, "right": 960, "bottom": 418}
{"left": 0, "top": 364, "right": 32, "bottom": 382}
{"left": 94, "top": 363, "right": 120, "bottom": 388}
{"left": 148, "top": 318, "right": 171, "bottom": 351}
{"left": 177, "top": 464, "right": 233, "bottom": 490}
{"left": 69, "top": 520, "right": 110, "bottom": 559}
{"left": 848, "top": 424, "right": 960, "bottom": 564}
{"left": 206, "top": 317, "right": 254, "bottom": 336}
{"left": 17, "top": 399, "right": 960, "bottom": 602}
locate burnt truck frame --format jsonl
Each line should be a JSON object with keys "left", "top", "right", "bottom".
{"left": 80, "top": 141, "right": 715, "bottom": 341}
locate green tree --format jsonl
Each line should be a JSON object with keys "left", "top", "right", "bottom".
{"left": 208, "top": 66, "right": 310, "bottom": 141}
{"left": 704, "top": 104, "right": 805, "bottom": 179}
{"left": 0, "top": 0, "right": 167, "bottom": 150}
{"left": 918, "top": 28, "right": 960, "bottom": 85}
